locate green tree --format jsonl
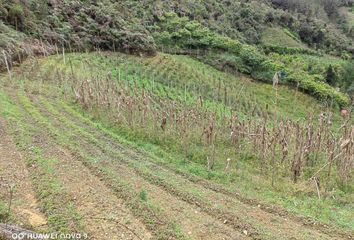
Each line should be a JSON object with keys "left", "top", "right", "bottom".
{"left": 340, "top": 61, "right": 354, "bottom": 93}
{"left": 8, "top": 4, "right": 24, "bottom": 30}
{"left": 325, "top": 64, "right": 337, "bottom": 86}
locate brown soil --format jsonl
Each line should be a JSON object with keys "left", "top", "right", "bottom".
{"left": 0, "top": 119, "right": 47, "bottom": 229}
{"left": 41, "top": 141, "right": 153, "bottom": 240}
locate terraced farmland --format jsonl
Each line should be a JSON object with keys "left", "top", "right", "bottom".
{"left": 0, "top": 52, "right": 353, "bottom": 240}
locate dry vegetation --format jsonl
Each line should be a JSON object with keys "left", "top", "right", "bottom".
{"left": 17, "top": 52, "right": 354, "bottom": 201}
{"left": 69, "top": 57, "right": 354, "bottom": 192}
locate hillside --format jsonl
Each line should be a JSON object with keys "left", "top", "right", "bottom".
{"left": 261, "top": 27, "right": 309, "bottom": 49}
{"left": 1, "top": 0, "right": 354, "bottom": 106}
{"left": 0, "top": 1, "right": 353, "bottom": 240}
{"left": 0, "top": 51, "right": 353, "bottom": 239}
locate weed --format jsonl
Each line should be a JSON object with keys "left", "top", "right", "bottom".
{"left": 0, "top": 201, "right": 8, "bottom": 222}
{"left": 139, "top": 189, "right": 148, "bottom": 202}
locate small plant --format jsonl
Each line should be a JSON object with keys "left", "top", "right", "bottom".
{"left": 0, "top": 200, "right": 9, "bottom": 222}
{"left": 139, "top": 189, "right": 148, "bottom": 202}
{"left": 0, "top": 179, "right": 15, "bottom": 223}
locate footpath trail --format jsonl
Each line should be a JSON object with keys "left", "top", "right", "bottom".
{"left": 0, "top": 85, "right": 352, "bottom": 240}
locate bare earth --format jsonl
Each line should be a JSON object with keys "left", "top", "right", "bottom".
{"left": 0, "top": 119, "right": 47, "bottom": 229}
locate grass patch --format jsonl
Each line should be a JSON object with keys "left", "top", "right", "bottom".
{"left": 261, "top": 27, "right": 307, "bottom": 49}
{"left": 0, "top": 201, "right": 9, "bottom": 222}
{"left": 139, "top": 189, "right": 148, "bottom": 202}
{"left": 0, "top": 89, "right": 83, "bottom": 233}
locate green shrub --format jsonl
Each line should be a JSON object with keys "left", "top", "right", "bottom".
{"left": 139, "top": 189, "right": 148, "bottom": 202}
{"left": 1, "top": 1, "right": 156, "bottom": 54}
{"left": 126, "top": 0, "right": 353, "bottom": 54}
{"left": 286, "top": 72, "right": 350, "bottom": 107}
{"left": 0, "top": 4, "right": 8, "bottom": 20}
{"left": 154, "top": 12, "right": 243, "bottom": 53}
{"left": 0, "top": 201, "right": 8, "bottom": 221}
{"left": 8, "top": 4, "right": 24, "bottom": 29}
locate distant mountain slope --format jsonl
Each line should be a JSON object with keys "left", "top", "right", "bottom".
{"left": 0, "top": 0, "right": 155, "bottom": 54}
{"left": 124, "top": 0, "right": 354, "bottom": 55}
{"left": 0, "top": 0, "right": 353, "bottom": 107}
{"left": 1, "top": 0, "right": 353, "bottom": 56}
{"left": 261, "top": 27, "right": 309, "bottom": 49}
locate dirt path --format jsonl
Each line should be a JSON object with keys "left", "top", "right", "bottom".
{"left": 0, "top": 118, "right": 47, "bottom": 230}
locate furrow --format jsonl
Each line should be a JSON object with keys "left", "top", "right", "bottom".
{"left": 2, "top": 89, "right": 84, "bottom": 234}
{"left": 56, "top": 98, "right": 352, "bottom": 239}
{"left": 33, "top": 96, "right": 263, "bottom": 239}
{"left": 26, "top": 93, "right": 246, "bottom": 240}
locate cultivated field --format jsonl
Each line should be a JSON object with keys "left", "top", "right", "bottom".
{"left": 0, "top": 52, "right": 353, "bottom": 240}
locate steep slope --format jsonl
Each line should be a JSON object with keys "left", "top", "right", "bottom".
{"left": 0, "top": 53, "right": 353, "bottom": 239}
{"left": 0, "top": 0, "right": 155, "bottom": 69}
{"left": 124, "top": 0, "right": 354, "bottom": 54}
{"left": 1, "top": 0, "right": 353, "bottom": 107}
{"left": 261, "top": 27, "right": 309, "bottom": 49}
{"left": 0, "top": 67, "right": 351, "bottom": 240}
{"left": 149, "top": 13, "right": 351, "bottom": 107}
{"left": 0, "top": 1, "right": 353, "bottom": 238}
